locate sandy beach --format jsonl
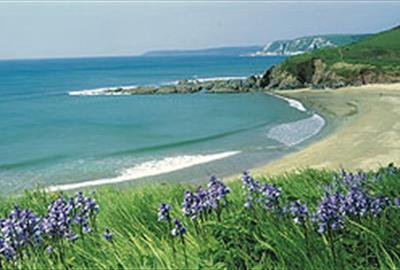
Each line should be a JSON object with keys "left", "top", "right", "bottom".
{"left": 252, "top": 83, "right": 400, "bottom": 176}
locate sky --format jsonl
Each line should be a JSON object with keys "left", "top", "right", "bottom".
{"left": 0, "top": 1, "right": 399, "bottom": 60}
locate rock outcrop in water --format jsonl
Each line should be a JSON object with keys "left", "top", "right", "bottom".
{"left": 102, "top": 77, "right": 262, "bottom": 95}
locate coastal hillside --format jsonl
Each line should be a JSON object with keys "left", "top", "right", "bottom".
{"left": 86, "top": 27, "right": 398, "bottom": 95}
{"left": 259, "top": 26, "right": 400, "bottom": 89}
{"left": 251, "top": 34, "right": 369, "bottom": 56}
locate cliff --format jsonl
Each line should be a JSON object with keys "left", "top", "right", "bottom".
{"left": 259, "top": 26, "right": 400, "bottom": 89}
{"left": 251, "top": 34, "right": 369, "bottom": 56}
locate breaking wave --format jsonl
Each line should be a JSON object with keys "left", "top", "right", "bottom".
{"left": 46, "top": 151, "right": 240, "bottom": 192}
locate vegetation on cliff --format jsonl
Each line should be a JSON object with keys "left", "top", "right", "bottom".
{"left": 260, "top": 26, "right": 400, "bottom": 89}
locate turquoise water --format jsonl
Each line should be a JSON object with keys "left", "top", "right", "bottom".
{"left": 0, "top": 56, "right": 316, "bottom": 193}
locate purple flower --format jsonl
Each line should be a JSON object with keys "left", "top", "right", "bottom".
{"left": 336, "top": 169, "right": 368, "bottom": 188}
{"left": 181, "top": 176, "right": 231, "bottom": 220}
{"left": 244, "top": 196, "right": 254, "bottom": 209}
{"left": 46, "top": 245, "right": 54, "bottom": 254}
{"left": 241, "top": 171, "right": 260, "bottom": 193}
{"left": 158, "top": 203, "right": 172, "bottom": 222}
{"left": 286, "top": 200, "right": 308, "bottom": 224}
{"left": 182, "top": 191, "right": 196, "bottom": 217}
{"left": 0, "top": 242, "right": 15, "bottom": 261}
{"left": 260, "top": 183, "right": 281, "bottom": 211}
{"left": 314, "top": 192, "right": 346, "bottom": 234}
{"left": 394, "top": 198, "right": 400, "bottom": 208}
{"left": 369, "top": 196, "right": 391, "bottom": 217}
{"left": 344, "top": 187, "right": 370, "bottom": 218}
{"left": 0, "top": 191, "right": 99, "bottom": 262}
{"left": 208, "top": 176, "right": 231, "bottom": 210}
{"left": 241, "top": 171, "right": 263, "bottom": 209}
{"left": 103, "top": 228, "right": 112, "bottom": 241}
{"left": 171, "top": 219, "right": 187, "bottom": 237}
{"left": 0, "top": 205, "right": 42, "bottom": 260}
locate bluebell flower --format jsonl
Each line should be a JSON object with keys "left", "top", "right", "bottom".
{"left": 260, "top": 183, "right": 281, "bottom": 211}
{"left": 208, "top": 176, "right": 231, "bottom": 210}
{"left": 314, "top": 192, "right": 346, "bottom": 234}
{"left": 369, "top": 196, "right": 391, "bottom": 217}
{"left": 344, "top": 186, "right": 370, "bottom": 218}
{"left": 103, "top": 228, "right": 112, "bottom": 241}
{"left": 182, "top": 191, "right": 196, "bottom": 217}
{"left": 46, "top": 245, "right": 54, "bottom": 254}
{"left": 241, "top": 171, "right": 260, "bottom": 193}
{"left": 394, "top": 198, "right": 400, "bottom": 209}
{"left": 171, "top": 219, "right": 187, "bottom": 237}
{"left": 158, "top": 203, "right": 172, "bottom": 222}
{"left": 336, "top": 169, "right": 368, "bottom": 188}
{"left": 286, "top": 200, "right": 308, "bottom": 224}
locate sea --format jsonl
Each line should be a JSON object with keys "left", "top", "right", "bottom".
{"left": 0, "top": 55, "right": 325, "bottom": 194}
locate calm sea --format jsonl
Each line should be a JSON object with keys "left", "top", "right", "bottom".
{"left": 0, "top": 55, "right": 323, "bottom": 193}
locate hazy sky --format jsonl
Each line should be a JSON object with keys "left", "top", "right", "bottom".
{"left": 0, "top": 1, "right": 399, "bottom": 59}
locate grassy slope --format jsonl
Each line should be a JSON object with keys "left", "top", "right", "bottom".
{"left": 2, "top": 167, "right": 400, "bottom": 269}
{"left": 322, "top": 34, "right": 370, "bottom": 46}
{"left": 281, "top": 26, "right": 400, "bottom": 74}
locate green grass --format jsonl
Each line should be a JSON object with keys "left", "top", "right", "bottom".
{"left": 1, "top": 166, "right": 400, "bottom": 269}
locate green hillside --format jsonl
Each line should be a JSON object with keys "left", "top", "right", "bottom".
{"left": 261, "top": 26, "right": 400, "bottom": 89}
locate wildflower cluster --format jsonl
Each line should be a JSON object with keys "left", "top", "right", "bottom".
{"left": 241, "top": 171, "right": 282, "bottom": 211}
{"left": 261, "top": 183, "right": 282, "bottom": 211}
{"left": 182, "top": 176, "right": 231, "bottom": 221}
{"left": 336, "top": 169, "right": 368, "bottom": 188}
{"left": 240, "top": 165, "right": 400, "bottom": 235}
{"left": 158, "top": 203, "right": 186, "bottom": 238}
{"left": 0, "top": 192, "right": 100, "bottom": 263}
{"left": 284, "top": 200, "right": 308, "bottom": 224}
{"left": 42, "top": 192, "right": 99, "bottom": 241}
{"left": 158, "top": 176, "right": 232, "bottom": 238}
{"left": 242, "top": 171, "right": 261, "bottom": 209}
{"left": 0, "top": 206, "right": 42, "bottom": 261}
{"left": 314, "top": 192, "right": 346, "bottom": 234}
{"left": 316, "top": 165, "right": 400, "bottom": 233}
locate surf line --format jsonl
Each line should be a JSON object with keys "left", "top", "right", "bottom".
{"left": 46, "top": 151, "right": 240, "bottom": 192}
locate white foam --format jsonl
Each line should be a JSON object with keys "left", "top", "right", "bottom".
{"left": 269, "top": 93, "right": 307, "bottom": 112}
{"left": 46, "top": 151, "right": 240, "bottom": 192}
{"left": 168, "top": 76, "right": 245, "bottom": 85}
{"left": 191, "top": 76, "right": 246, "bottom": 83}
{"left": 267, "top": 114, "right": 325, "bottom": 146}
{"left": 282, "top": 96, "right": 307, "bottom": 112}
{"left": 68, "top": 85, "right": 138, "bottom": 96}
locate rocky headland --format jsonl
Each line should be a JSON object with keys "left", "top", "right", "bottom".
{"left": 101, "top": 26, "right": 400, "bottom": 95}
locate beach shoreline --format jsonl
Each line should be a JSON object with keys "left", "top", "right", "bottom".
{"left": 44, "top": 83, "right": 400, "bottom": 192}
{"left": 251, "top": 83, "right": 400, "bottom": 177}
{"left": 46, "top": 91, "right": 323, "bottom": 192}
